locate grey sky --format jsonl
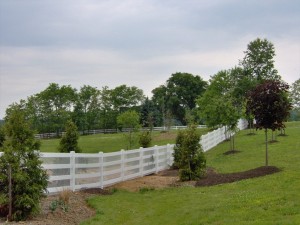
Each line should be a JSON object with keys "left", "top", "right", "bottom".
{"left": 0, "top": 0, "right": 299, "bottom": 119}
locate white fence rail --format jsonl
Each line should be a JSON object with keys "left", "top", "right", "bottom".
{"left": 200, "top": 119, "right": 248, "bottom": 151}
{"left": 40, "top": 145, "right": 173, "bottom": 193}
{"left": 0, "top": 119, "right": 248, "bottom": 194}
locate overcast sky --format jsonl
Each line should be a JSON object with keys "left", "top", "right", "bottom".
{"left": 0, "top": 0, "right": 299, "bottom": 119}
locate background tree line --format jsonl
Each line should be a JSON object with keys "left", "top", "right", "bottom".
{"left": 3, "top": 38, "right": 300, "bottom": 136}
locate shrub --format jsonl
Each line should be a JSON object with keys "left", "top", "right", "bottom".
{"left": 139, "top": 131, "right": 152, "bottom": 148}
{"left": 173, "top": 125, "right": 206, "bottom": 181}
{"left": 0, "top": 109, "right": 48, "bottom": 221}
{"left": 173, "top": 130, "right": 184, "bottom": 169}
{"left": 58, "top": 120, "right": 81, "bottom": 153}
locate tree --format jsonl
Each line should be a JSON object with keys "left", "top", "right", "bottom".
{"left": 98, "top": 86, "right": 117, "bottom": 130}
{"left": 240, "top": 38, "right": 281, "bottom": 82}
{"left": 37, "top": 83, "right": 77, "bottom": 135}
{"left": 58, "top": 120, "right": 81, "bottom": 153}
{"left": 290, "top": 78, "right": 300, "bottom": 110}
{"left": 110, "top": 85, "right": 145, "bottom": 112}
{"left": 117, "top": 110, "right": 140, "bottom": 149}
{"left": 140, "top": 97, "right": 161, "bottom": 129}
{"left": 0, "top": 126, "right": 5, "bottom": 148}
{"left": 0, "top": 109, "right": 48, "bottom": 221}
{"left": 197, "top": 70, "right": 239, "bottom": 128}
{"left": 246, "top": 80, "right": 291, "bottom": 166}
{"left": 152, "top": 72, "right": 207, "bottom": 125}
{"left": 73, "top": 85, "right": 100, "bottom": 133}
{"left": 173, "top": 126, "right": 206, "bottom": 181}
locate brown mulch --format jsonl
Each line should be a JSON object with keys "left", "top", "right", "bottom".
{"left": 195, "top": 166, "right": 281, "bottom": 187}
{"left": 0, "top": 166, "right": 281, "bottom": 224}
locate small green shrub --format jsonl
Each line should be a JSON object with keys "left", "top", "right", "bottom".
{"left": 173, "top": 125, "right": 206, "bottom": 181}
{"left": 139, "top": 131, "right": 152, "bottom": 148}
{"left": 49, "top": 200, "right": 59, "bottom": 212}
{"left": 58, "top": 120, "right": 81, "bottom": 153}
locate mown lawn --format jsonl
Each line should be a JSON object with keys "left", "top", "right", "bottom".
{"left": 81, "top": 122, "right": 300, "bottom": 225}
{"left": 40, "top": 128, "right": 209, "bottom": 153}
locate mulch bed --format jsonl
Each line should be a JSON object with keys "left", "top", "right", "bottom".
{"left": 195, "top": 166, "right": 281, "bottom": 187}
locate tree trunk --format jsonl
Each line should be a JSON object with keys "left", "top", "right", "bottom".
{"left": 265, "top": 129, "right": 268, "bottom": 166}
{"left": 232, "top": 135, "right": 235, "bottom": 152}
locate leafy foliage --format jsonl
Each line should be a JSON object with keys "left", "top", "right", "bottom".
{"left": 240, "top": 38, "right": 281, "bottom": 82}
{"left": 246, "top": 80, "right": 291, "bottom": 131}
{"left": 152, "top": 72, "right": 207, "bottom": 125}
{"left": 173, "top": 126, "right": 206, "bottom": 181}
{"left": 0, "top": 126, "right": 5, "bottom": 148}
{"left": 139, "top": 131, "right": 152, "bottom": 148}
{"left": 246, "top": 80, "right": 291, "bottom": 166}
{"left": 0, "top": 109, "right": 48, "bottom": 221}
{"left": 58, "top": 120, "right": 81, "bottom": 153}
{"left": 117, "top": 110, "right": 140, "bottom": 149}
{"left": 290, "top": 78, "right": 300, "bottom": 110}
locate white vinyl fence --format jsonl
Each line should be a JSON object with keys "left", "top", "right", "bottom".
{"left": 41, "top": 145, "right": 173, "bottom": 193}
{"left": 0, "top": 119, "right": 248, "bottom": 194}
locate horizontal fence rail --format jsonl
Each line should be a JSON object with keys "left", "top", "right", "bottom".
{"left": 0, "top": 120, "right": 248, "bottom": 194}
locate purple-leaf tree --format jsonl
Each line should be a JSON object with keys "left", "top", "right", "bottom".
{"left": 246, "top": 80, "right": 291, "bottom": 166}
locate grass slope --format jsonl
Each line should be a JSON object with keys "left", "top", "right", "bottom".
{"left": 81, "top": 122, "right": 300, "bottom": 225}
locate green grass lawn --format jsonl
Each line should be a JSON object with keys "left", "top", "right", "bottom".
{"left": 81, "top": 122, "right": 300, "bottom": 225}
{"left": 40, "top": 128, "right": 209, "bottom": 153}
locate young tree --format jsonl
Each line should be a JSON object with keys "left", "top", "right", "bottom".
{"left": 117, "top": 110, "right": 140, "bottom": 149}
{"left": 0, "top": 109, "right": 48, "bottom": 221}
{"left": 246, "top": 80, "right": 291, "bottom": 166}
{"left": 173, "top": 126, "right": 206, "bottom": 181}
{"left": 58, "top": 120, "right": 81, "bottom": 153}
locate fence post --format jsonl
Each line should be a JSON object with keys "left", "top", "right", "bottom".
{"left": 154, "top": 145, "right": 159, "bottom": 173}
{"left": 70, "top": 151, "right": 75, "bottom": 192}
{"left": 167, "top": 144, "right": 172, "bottom": 167}
{"left": 99, "top": 152, "right": 104, "bottom": 189}
{"left": 139, "top": 147, "right": 143, "bottom": 177}
{"left": 121, "top": 149, "right": 125, "bottom": 181}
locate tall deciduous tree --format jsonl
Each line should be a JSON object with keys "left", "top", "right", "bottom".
{"left": 246, "top": 80, "right": 291, "bottom": 166}
{"left": 73, "top": 85, "right": 100, "bottom": 133}
{"left": 0, "top": 108, "right": 48, "bottom": 221}
{"left": 240, "top": 38, "right": 281, "bottom": 82}
{"left": 152, "top": 72, "right": 207, "bottom": 125}
{"left": 110, "top": 85, "right": 145, "bottom": 112}
{"left": 37, "top": 83, "right": 77, "bottom": 135}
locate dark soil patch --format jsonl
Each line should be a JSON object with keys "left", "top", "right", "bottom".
{"left": 246, "top": 132, "right": 256, "bottom": 136}
{"left": 79, "top": 188, "right": 112, "bottom": 195}
{"left": 223, "top": 150, "right": 242, "bottom": 155}
{"left": 196, "top": 166, "right": 281, "bottom": 187}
